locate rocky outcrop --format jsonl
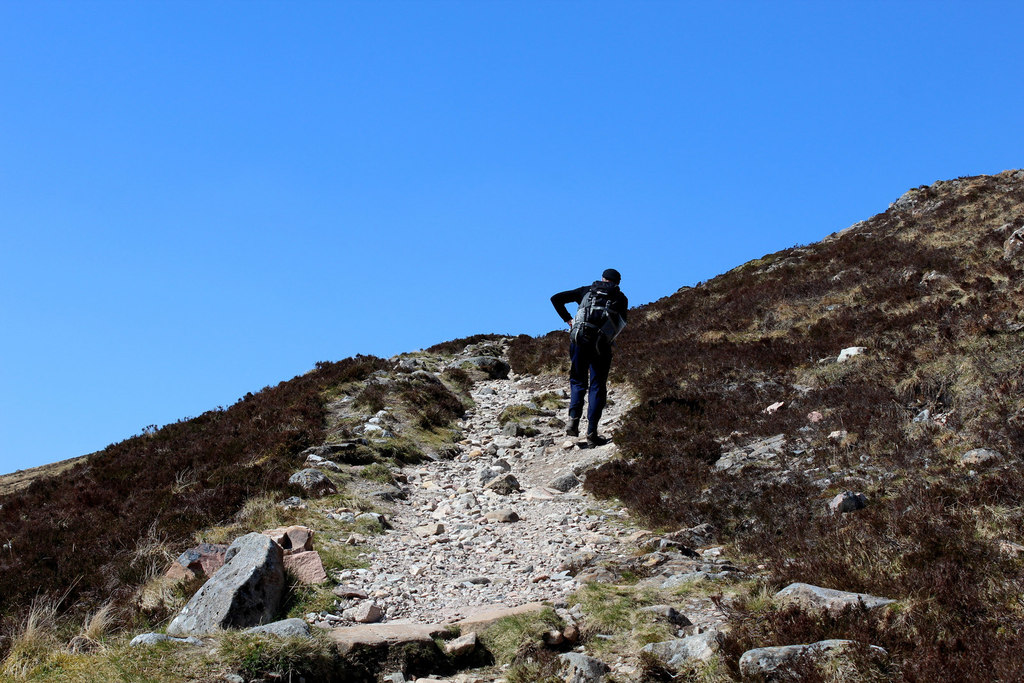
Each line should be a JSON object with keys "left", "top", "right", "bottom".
{"left": 166, "top": 533, "right": 286, "bottom": 635}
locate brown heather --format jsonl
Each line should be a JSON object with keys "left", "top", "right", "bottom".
{"left": 0, "top": 354, "right": 390, "bottom": 641}
{"left": 511, "top": 170, "right": 1024, "bottom": 680}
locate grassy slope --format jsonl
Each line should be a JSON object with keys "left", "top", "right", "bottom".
{"left": 513, "top": 170, "right": 1024, "bottom": 680}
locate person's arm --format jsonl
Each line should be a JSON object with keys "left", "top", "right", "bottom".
{"left": 551, "top": 286, "right": 587, "bottom": 325}
{"left": 618, "top": 292, "right": 629, "bottom": 323}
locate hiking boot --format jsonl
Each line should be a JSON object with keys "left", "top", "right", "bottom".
{"left": 586, "top": 432, "right": 609, "bottom": 447}
{"left": 566, "top": 419, "right": 580, "bottom": 437}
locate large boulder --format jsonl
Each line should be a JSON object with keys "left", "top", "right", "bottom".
{"left": 166, "top": 533, "right": 286, "bottom": 636}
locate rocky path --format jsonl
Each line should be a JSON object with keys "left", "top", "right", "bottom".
{"left": 336, "top": 373, "right": 638, "bottom": 625}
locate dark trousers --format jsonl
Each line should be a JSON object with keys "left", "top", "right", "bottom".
{"left": 568, "top": 341, "right": 612, "bottom": 433}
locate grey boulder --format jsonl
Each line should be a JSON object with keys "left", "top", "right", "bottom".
{"left": 829, "top": 491, "right": 868, "bottom": 514}
{"left": 483, "top": 473, "right": 522, "bottom": 495}
{"left": 288, "top": 468, "right": 338, "bottom": 496}
{"left": 960, "top": 448, "right": 1002, "bottom": 467}
{"left": 166, "top": 532, "right": 286, "bottom": 636}
{"left": 558, "top": 652, "right": 611, "bottom": 683}
{"left": 739, "top": 639, "right": 887, "bottom": 679}
{"left": 775, "top": 583, "right": 895, "bottom": 614}
{"left": 129, "top": 632, "right": 203, "bottom": 647}
{"left": 245, "top": 618, "right": 311, "bottom": 639}
{"left": 548, "top": 472, "right": 582, "bottom": 492}
{"left": 641, "top": 631, "right": 721, "bottom": 671}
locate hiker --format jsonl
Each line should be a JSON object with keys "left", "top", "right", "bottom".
{"left": 550, "top": 269, "right": 628, "bottom": 446}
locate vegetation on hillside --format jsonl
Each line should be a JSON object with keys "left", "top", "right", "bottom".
{"left": 0, "top": 345, "right": 480, "bottom": 663}
{"left": 512, "top": 170, "right": 1024, "bottom": 679}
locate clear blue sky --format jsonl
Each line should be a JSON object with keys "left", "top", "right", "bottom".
{"left": 2, "top": 1, "right": 1022, "bottom": 474}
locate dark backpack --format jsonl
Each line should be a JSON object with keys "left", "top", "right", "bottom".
{"left": 570, "top": 284, "right": 626, "bottom": 349}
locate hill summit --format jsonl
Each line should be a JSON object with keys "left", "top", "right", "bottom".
{"left": 3, "top": 170, "right": 1024, "bottom": 681}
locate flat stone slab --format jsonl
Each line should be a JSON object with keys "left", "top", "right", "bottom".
{"left": 776, "top": 583, "right": 895, "bottom": 613}
{"left": 453, "top": 602, "right": 546, "bottom": 633}
{"left": 326, "top": 623, "right": 449, "bottom": 654}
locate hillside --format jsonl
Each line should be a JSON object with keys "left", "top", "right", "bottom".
{"left": 513, "top": 169, "right": 1024, "bottom": 679}
{"left": 2, "top": 170, "right": 1024, "bottom": 681}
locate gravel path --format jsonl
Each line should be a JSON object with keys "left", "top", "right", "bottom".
{"left": 336, "top": 372, "right": 637, "bottom": 625}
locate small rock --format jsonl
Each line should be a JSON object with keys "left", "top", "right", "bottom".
{"left": 807, "top": 411, "right": 824, "bottom": 423}
{"left": 356, "top": 512, "right": 388, "bottom": 530}
{"left": 641, "top": 631, "right": 721, "bottom": 671}
{"left": 333, "top": 585, "right": 369, "bottom": 599}
{"left": 343, "top": 601, "right": 384, "bottom": 623}
{"left": 262, "top": 526, "right": 315, "bottom": 554}
{"left": 245, "top": 618, "right": 311, "bottom": 638}
{"left": 548, "top": 473, "right": 581, "bottom": 492}
{"left": 829, "top": 491, "right": 868, "bottom": 514}
{"left": 414, "top": 523, "right": 446, "bottom": 537}
{"left": 283, "top": 550, "right": 329, "bottom": 584}
{"left": 543, "top": 629, "right": 564, "bottom": 646}
{"left": 559, "top": 652, "right": 611, "bottom": 683}
{"left": 446, "top": 631, "right": 478, "bottom": 656}
{"left": 483, "top": 473, "right": 522, "bottom": 495}
{"left": 279, "top": 496, "right": 305, "bottom": 510}
{"left": 764, "top": 401, "right": 785, "bottom": 414}
{"left": 837, "top": 346, "right": 867, "bottom": 363}
{"left": 484, "top": 509, "right": 519, "bottom": 523}
{"left": 288, "top": 469, "right": 338, "bottom": 497}
{"left": 129, "top": 632, "right": 203, "bottom": 647}
{"left": 959, "top": 448, "right": 1002, "bottom": 467}
{"left": 639, "top": 605, "right": 692, "bottom": 626}
{"left": 999, "top": 540, "right": 1024, "bottom": 557}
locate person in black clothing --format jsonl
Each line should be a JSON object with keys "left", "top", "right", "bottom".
{"left": 550, "top": 268, "right": 628, "bottom": 446}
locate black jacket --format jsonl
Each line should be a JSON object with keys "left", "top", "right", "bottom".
{"left": 551, "top": 281, "right": 629, "bottom": 325}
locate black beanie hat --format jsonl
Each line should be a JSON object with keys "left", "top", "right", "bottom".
{"left": 602, "top": 268, "right": 621, "bottom": 284}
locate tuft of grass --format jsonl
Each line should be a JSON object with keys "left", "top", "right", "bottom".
{"left": 533, "top": 392, "right": 564, "bottom": 410}
{"left": 318, "top": 541, "right": 370, "bottom": 572}
{"left": 359, "top": 462, "right": 395, "bottom": 485}
{"left": 80, "top": 602, "right": 116, "bottom": 644}
{"left": 1, "top": 595, "right": 62, "bottom": 678}
{"left": 216, "top": 631, "right": 341, "bottom": 681}
{"left": 498, "top": 404, "right": 545, "bottom": 426}
{"left": 569, "top": 584, "right": 673, "bottom": 653}
{"left": 478, "top": 607, "right": 563, "bottom": 667}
